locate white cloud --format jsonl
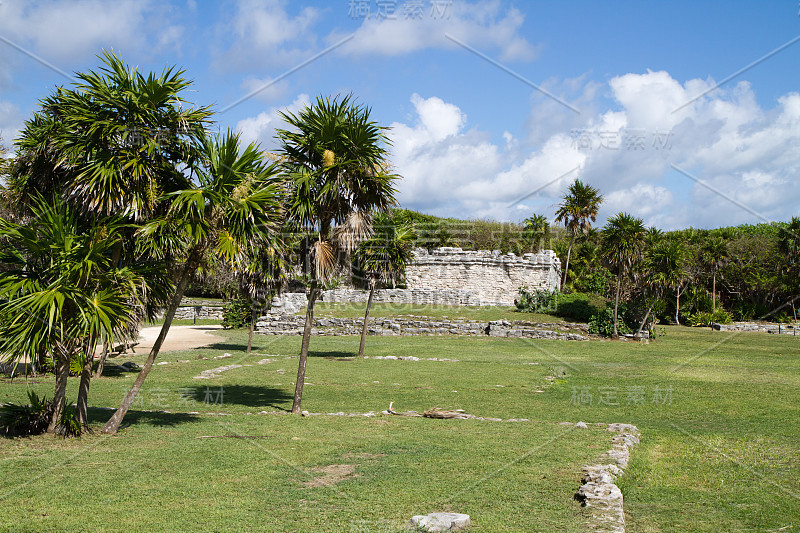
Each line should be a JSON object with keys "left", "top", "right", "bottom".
{"left": 333, "top": 1, "right": 538, "bottom": 61}
{"left": 214, "top": 0, "right": 319, "bottom": 69}
{"left": 389, "top": 71, "right": 800, "bottom": 229}
{"left": 0, "top": 100, "right": 24, "bottom": 150}
{"left": 236, "top": 93, "right": 310, "bottom": 151}
{"left": 0, "top": 0, "right": 184, "bottom": 87}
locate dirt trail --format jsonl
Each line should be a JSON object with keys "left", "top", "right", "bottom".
{"left": 135, "top": 325, "right": 225, "bottom": 353}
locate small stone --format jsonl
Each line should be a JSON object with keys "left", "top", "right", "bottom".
{"left": 575, "top": 421, "right": 588, "bottom": 429}
{"left": 301, "top": 410, "right": 309, "bottom": 417}
{"left": 409, "top": 512, "right": 471, "bottom": 532}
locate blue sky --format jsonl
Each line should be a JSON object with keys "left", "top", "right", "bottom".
{"left": 1, "top": 0, "right": 799, "bottom": 229}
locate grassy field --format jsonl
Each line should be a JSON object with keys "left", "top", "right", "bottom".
{"left": 1, "top": 322, "right": 798, "bottom": 531}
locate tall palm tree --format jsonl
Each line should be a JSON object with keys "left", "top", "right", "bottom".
{"left": 354, "top": 212, "right": 416, "bottom": 357}
{"left": 101, "top": 131, "right": 285, "bottom": 435}
{"left": 702, "top": 236, "right": 728, "bottom": 312}
{"left": 555, "top": 178, "right": 604, "bottom": 287}
{"left": 277, "top": 95, "right": 398, "bottom": 414}
{"left": 601, "top": 212, "right": 646, "bottom": 338}
{"left": 10, "top": 51, "right": 211, "bottom": 220}
{"left": 523, "top": 213, "right": 550, "bottom": 252}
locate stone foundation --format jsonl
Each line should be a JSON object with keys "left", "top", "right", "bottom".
{"left": 256, "top": 314, "right": 588, "bottom": 340}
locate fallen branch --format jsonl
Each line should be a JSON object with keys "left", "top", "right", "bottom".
{"left": 196, "top": 435, "right": 273, "bottom": 439}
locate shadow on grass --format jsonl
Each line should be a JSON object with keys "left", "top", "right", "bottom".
{"left": 87, "top": 407, "right": 201, "bottom": 428}
{"left": 179, "top": 385, "right": 293, "bottom": 411}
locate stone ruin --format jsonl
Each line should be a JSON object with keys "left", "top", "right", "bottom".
{"left": 266, "top": 247, "right": 561, "bottom": 310}
{"left": 404, "top": 247, "right": 561, "bottom": 305}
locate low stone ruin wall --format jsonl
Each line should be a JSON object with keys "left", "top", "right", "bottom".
{"left": 256, "top": 314, "right": 588, "bottom": 341}
{"left": 156, "top": 306, "right": 224, "bottom": 321}
{"left": 319, "top": 288, "right": 483, "bottom": 306}
{"left": 712, "top": 322, "right": 799, "bottom": 335}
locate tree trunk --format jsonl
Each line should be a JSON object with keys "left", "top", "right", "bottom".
{"left": 612, "top": 273, "right": 621, "bottom": 338}
{"left": 637, "top": 295, "right": 658, "bottom": 336}
{"left": 47, "top": 355, "right": 70, "bottom": 434}
{"left": 562, "top": 233, "right": 575, "bottom": 288}
{"left": 675, "top": 288, "right": 681, "bottom": 326}
{"left": 292, "top": 280, "right": 318, "bottom": 414}
{"left": 101, "top": 251, "right": 201, "bottom": 435}
{"left": 76, "top": 350, "right": 94, "bottom": 430}
{"left": 247, "top": 307, "right": 257, "bottom": 355}
{"left": 94, "top": 338, "right": 109, "bottom": 378}
{"left": 712, "top": 268, "right": 716, "bottom": 313}
{"left": 358, "top": 280, "right": 376, "bottom": 358}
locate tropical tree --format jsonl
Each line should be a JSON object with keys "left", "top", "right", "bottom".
{"left": 354, "top": 212, "right": 416, "bottom": 357}
{"left": 277, "top": 95, "right": 398, "bottom": 414}
{"left": 0, "top": 198, "right": 166, "bottom": 434}
{"left": 101, "top": 131, "right": 285, "bottom": 434}
{"left": 9, "top": 51, "right": 211, "bottom": 220}
{"left": 601, "top": 212, "right": 646, "bottom": 338}
{"left": 554, "top": 178, "right": 604, "bottom": 287}
{"left": 702, "top": 236, "right": 728, "bottom": 312}
{"left": 522, "top": 213, "right": 550, "bottom": 252}
{"left": 238, "top": 234, "right": 289, "bottom": 354}
{"left": 778, "top": 217, "right": 800, "bottom": 320}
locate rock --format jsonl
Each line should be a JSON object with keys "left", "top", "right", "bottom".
{"left": 575, "top": 421, "right": 588, "bottom": 429}
{"left": 409, "top": 512, "right": 471, "bottom": 532}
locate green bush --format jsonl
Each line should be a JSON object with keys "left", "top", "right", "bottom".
{"left": 686, "top": 308, "right": 733, "bottom": 327}
{"left": 0, "top": 390, "right": 52, "bottom": 437}
{"left": 221, "top": 298, "right": 251, "bottom": 329}
{"left": 588, "top": 303, "right": 633, "bottom": 337}
{"left": 515, "top": 288, "right": 606, "bottom": 323}
{"left": 553, "top": 292, "right": 606, "bottom": 322}
{"left": 515, "top": 286, "right": 557, "bottom": 313}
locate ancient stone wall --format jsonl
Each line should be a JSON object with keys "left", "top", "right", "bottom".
{"left": 404, "top": 247, "right": 561, "bottom": 305}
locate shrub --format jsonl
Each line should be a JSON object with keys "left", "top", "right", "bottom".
{"left": 516, "top": 288, "right": 606, "bottom": 323}
{"left": 221, "top": 298, "right": 251, "bottom": 329}
{"left": 515, "top": 286, "right": 557, "bottom": 313}
{"left": 588, "top": 303, "right": 633, "bottom": 337}
{"left": 0, "top": 390, "right": 52, "bottom": 437}
{"left": 686, "top": 308, "right": 733, "bottom": 327}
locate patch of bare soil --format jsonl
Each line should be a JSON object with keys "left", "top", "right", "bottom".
{"left": 303, "top": 464, "right": 357, "bottom": 488}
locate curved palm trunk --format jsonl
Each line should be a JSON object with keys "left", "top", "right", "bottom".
{"left": 637, "top": 289, "right": 661, "bottom": 337}
{"left": 292, "top": 280, "right": 319, "bottom": 414}
{"left": 675, "top": 287, "right": 682, "bottom": 326}
{"left": 47, "top": 355, "right": 70, "bottom": 434}
{"left": 358, "top": 279, "right": 377, "bottom": 358}
{"left": 562, "top": 233, "right": 575, "bottom": 288}
{"left": 101, "top": 251, "right": 201, "bottom": 435}
{"left": 94, "top": 338, "right": 109, "bottom": 378}
{"left": 613, "top": 273, "right": 621, "bottom": 338}
{"left": 247, "top": 307, "right": 258, "bottom": 355}
{"left": 76, "top": 349, "right": 94, "bottom": 430}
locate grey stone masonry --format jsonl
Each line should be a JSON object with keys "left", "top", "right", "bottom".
{"left": 256, "top": 314, "right": 588, "bottom": 340}
{"left": 405, "top": 247, "right": 561, "bottom": 305}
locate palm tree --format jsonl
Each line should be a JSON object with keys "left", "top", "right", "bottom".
{"left": 101, "top": 131, "right": 285, "bottom": 434}
{"left": 555, "top": 178, "right": 604, "bottom": 287}
{"left": 702, "top": 236, "right": 728, "bottom": 312}
{"left": 601, "top": 212, "right": 646, "bottom": 338}
{"left": 277, "top": 95, "right": 398, "bottom": 414}
{"left": 523, "top": 213, "right": 550, "bottom": 252}
{"left": 355, "top": 212, "right": 416, "bottom": 357}
{"left": 10, "top": 51, "right": 211, "bottom": 220}
{"left": 0, "top": 198, "right": 162, "bottom": 434}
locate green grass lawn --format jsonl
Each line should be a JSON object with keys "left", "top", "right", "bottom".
{"left": 1, "top": 324, "right": 799, "bottom": 531}
{"left": 310, "top": 302, "right": 566, "bottom": 323}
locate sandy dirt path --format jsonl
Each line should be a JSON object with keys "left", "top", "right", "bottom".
{"left": 135, "top": 325, "right": 226, "bottom": 353}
